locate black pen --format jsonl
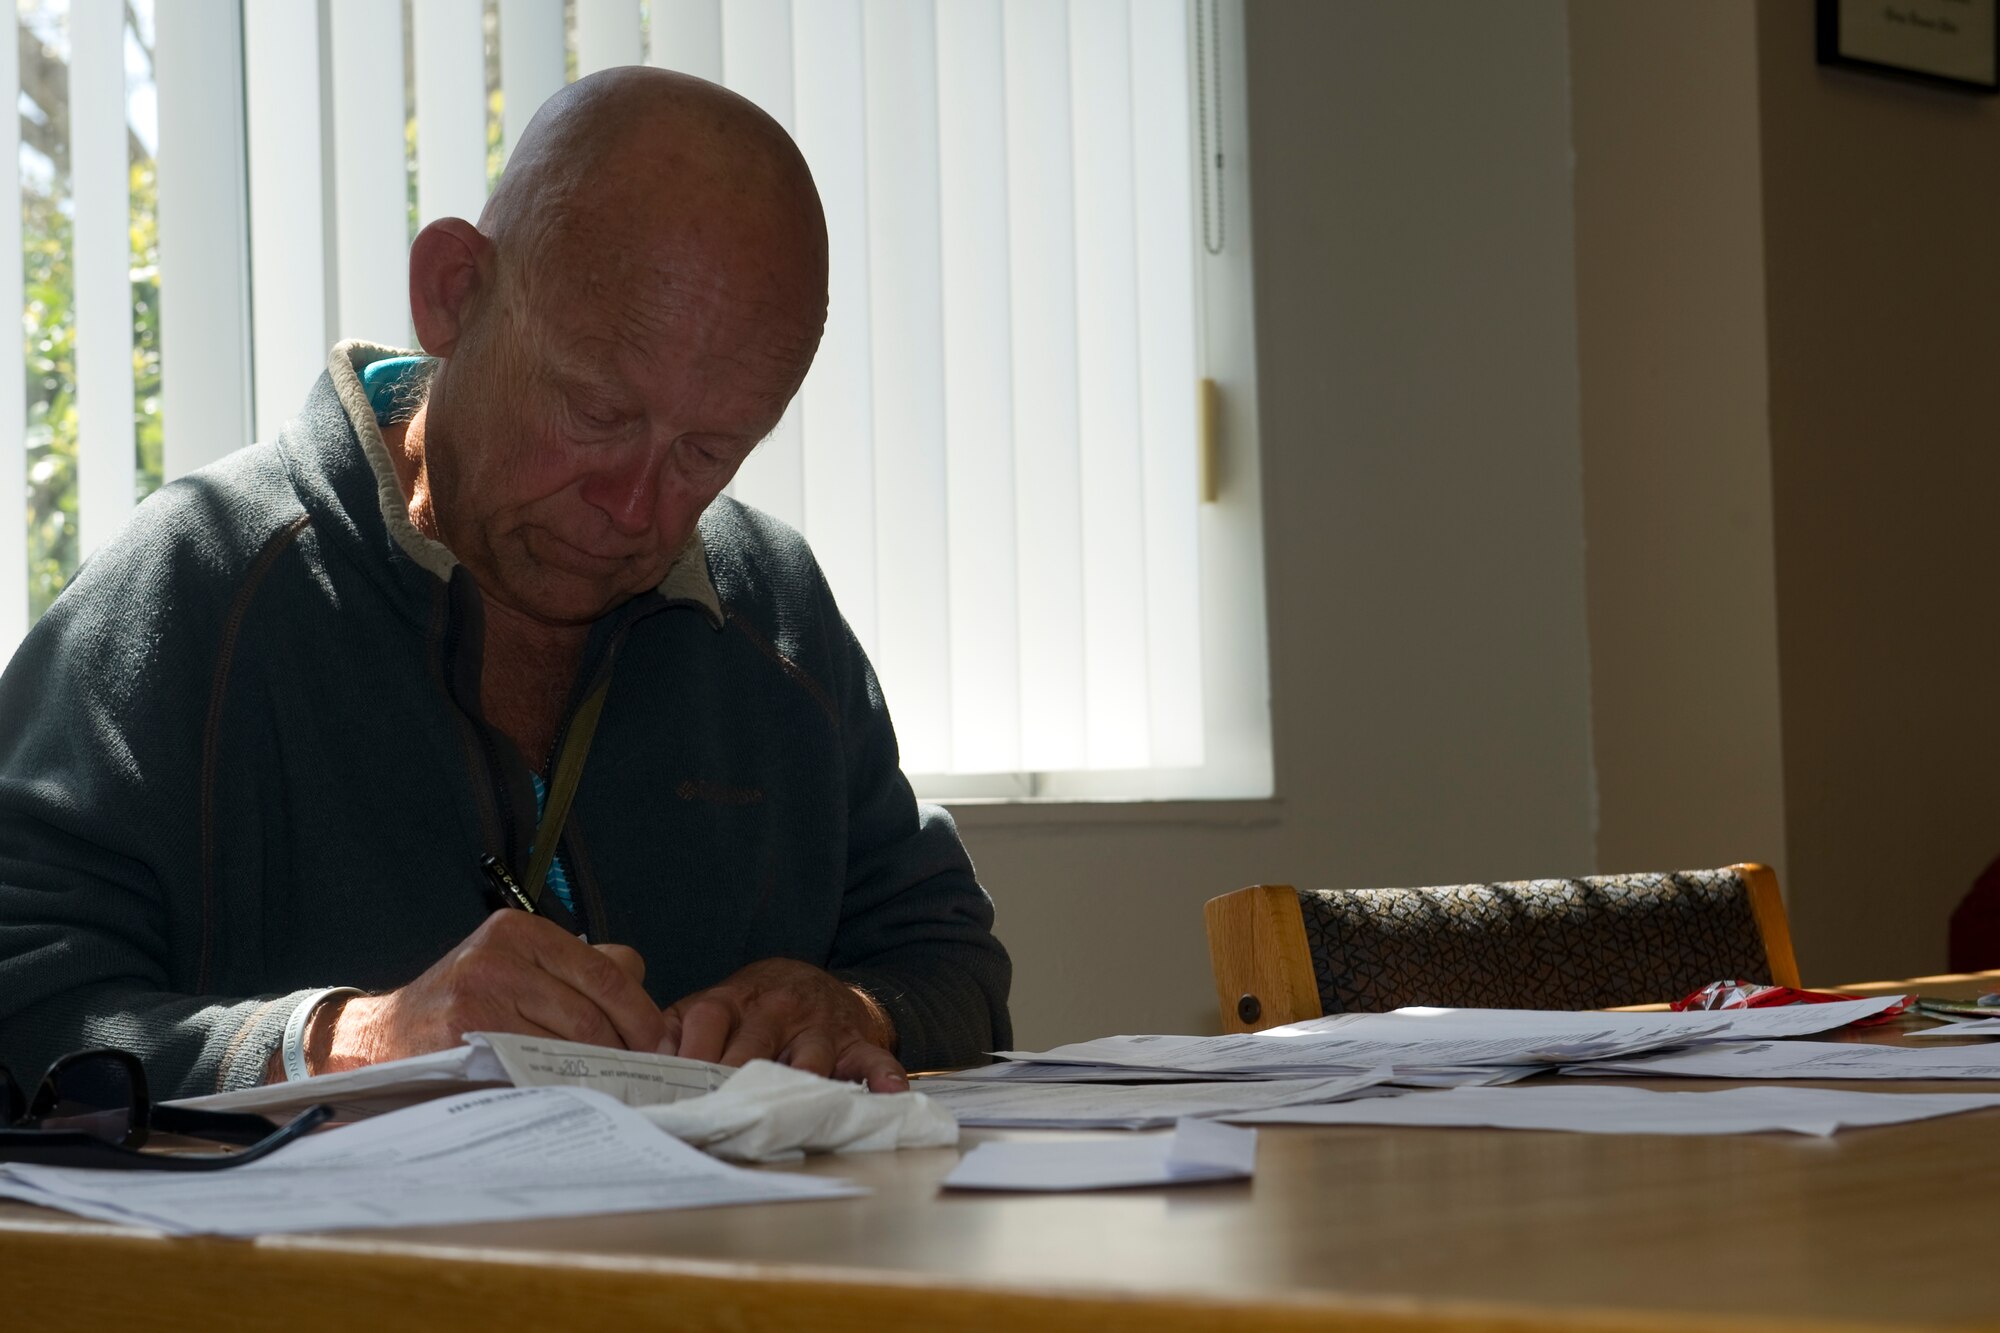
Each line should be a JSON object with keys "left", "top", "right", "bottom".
{"left": 480, "top": 854, "right": 540, "bottom": 916}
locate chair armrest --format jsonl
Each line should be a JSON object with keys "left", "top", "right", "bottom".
{"left": 1204, "top": 883, "right": 1322, "bottom": 1033}
{"left": 1735, "top": 861, "right": 1802, "bottom": 988}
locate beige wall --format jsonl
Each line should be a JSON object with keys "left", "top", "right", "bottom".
{"left": 954, "top": 1, "right": 1598, "bottom": 1048}
{"left": 1567, "top": 0, "right": 2000, "bottom": 981}
{"left": 1755, "top": 0, "right": 2000, "bottom": 981}
{"left": 954, "top": 0, "right": 2000, "bottom": 1046}
{"left": 1568, "top": 3, "right": 1790, "bottom": 886}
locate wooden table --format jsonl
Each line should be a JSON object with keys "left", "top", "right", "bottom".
{"left": 7, "top": 974, "right": 2000, "bottom": 1333}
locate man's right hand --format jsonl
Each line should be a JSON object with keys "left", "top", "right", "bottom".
{"left": 307, "top": 910, "right": 664, "bottom": 1074}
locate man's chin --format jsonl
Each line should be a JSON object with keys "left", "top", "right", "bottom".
{"left": 484, "top": 534, "right": 672, "bottom": 625}
{"left": 499, "top": 569, "right": 657, "bottom": 627}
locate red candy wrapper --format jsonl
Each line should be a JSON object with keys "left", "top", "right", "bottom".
{"left": 1672, "top": 979, "right": 1913, "bottom": 1026}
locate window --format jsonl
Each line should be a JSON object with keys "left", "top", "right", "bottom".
{"left": 6, "top": 1, "right": 164, "bottom": 636}
{"left": 11, "top": 0, "right": 1270, "bottom": 803}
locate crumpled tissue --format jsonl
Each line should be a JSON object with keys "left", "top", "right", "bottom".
{"left": 639, "top": 1059, "right": 959, "bottom": 1163}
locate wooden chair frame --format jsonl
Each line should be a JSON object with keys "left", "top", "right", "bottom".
{"left": 1203, "top": 862, "right": 1800, "bottom": 1034}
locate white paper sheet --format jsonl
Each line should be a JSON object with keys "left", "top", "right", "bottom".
{"left": 473, "top": 1033, "right": 729, "bottom": 1107}
{"left": 171, "top": 1032, "right": 729, "bottom": 1121}
{"left": 1260, "top": 997, "right": 1908, "bottom": 1042}
{"left": 935, "top": 1060, "right": 1531, "bottom": 1089}
{"left": 920, "top": 1071, "right": 1390, "bottom": 1129}
{"left": 943, "top": 1117, "right": 1257, "bottom": 1191}
{"left": 0, "top": 1086, "right": 858, "bottom": 1236}
{"left": 168, "top": 1044, "right": 502, "bottom": 1120}
{"left": 1561, "top": 1039, "right": 2000, "bottom": 1081}
{"left": 1222, "top": 1084, "right": 2000, "bottom": 1137}
{"left": 1385, "top": 1065, "right": 1543, "bottom": 1089}
{"left": 924, "top": 1062, "right": 1274, "bottom": 1084}
{"left": 1912, "top": 1019, "right": 2000, "bottom": 1038}
{"left": 991, "top": 1018, "right": 1725, "bottom": 1078}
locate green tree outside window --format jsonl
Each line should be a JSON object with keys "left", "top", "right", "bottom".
{"left": 19, "top": 3, "right": 162, "bottom": 620}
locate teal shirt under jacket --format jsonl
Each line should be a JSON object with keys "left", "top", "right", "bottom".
{"left": 0, "top": 342, "right": 1012, "bottom": 1098}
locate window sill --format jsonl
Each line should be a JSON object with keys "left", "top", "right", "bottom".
{"left": 938, "top": 795, "right": 1284, "bottom": 832}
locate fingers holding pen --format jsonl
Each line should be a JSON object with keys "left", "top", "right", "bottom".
{"left": 524, "top": 925, "right": 665, "bottom": 1052}
{"left": 321, "top": 910, "right": 665, "bottom": 1070}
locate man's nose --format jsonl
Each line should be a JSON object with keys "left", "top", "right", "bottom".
{"left": 578, "top": 444, "right": 666, "bottom": 537}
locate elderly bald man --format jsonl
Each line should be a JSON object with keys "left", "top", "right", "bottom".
{"left": 0, "top": 69, "right": 1010, "bottom": 1100}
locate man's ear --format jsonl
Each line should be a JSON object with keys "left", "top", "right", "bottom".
{"left": 408, "top": 218, "right": 493, "bottom": 358}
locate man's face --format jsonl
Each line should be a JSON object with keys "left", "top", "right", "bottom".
{"left": 423, "top": 242, "right": 820, "bottom": 627}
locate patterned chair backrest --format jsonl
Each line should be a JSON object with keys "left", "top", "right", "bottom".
{"left": 1299, "top": 867, "right": 1787, "bottom": 1014}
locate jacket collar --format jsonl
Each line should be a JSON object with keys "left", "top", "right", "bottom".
{"left": 305, "top": 340, "right": 725, "bottom": 627}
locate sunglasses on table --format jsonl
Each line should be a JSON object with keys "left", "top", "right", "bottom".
{"left": 0, "top": 1048, "right": 332, "bottom": 1171}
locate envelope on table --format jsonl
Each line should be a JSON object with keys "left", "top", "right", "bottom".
{"left": 943, "top": 1117, "right": 1256, "bottom": 1192}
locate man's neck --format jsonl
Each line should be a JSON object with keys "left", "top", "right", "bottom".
{"left": 480, "top": 598, "right": 591, "bottom": 768}
{"left": 381, "top": 405, "right": 586, "bottom": 758}
{"left": 482, "top": 595, "right": 591, "bottom": 664}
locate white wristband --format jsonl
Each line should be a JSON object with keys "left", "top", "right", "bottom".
{"left": 282, "top": 987, "right": 363, "bottom": 1083}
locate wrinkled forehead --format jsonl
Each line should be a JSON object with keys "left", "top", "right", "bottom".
{"left": 496, "top": 236, "right": 820, "bottom": 429}
{"left": 515, "top": 124, "right": 823, "bottom": 291}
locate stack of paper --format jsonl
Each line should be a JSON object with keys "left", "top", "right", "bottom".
{"left": 931, "top": 999, "right": 1919, "bottom": 1133}
{"left": 0, "top": 1086, "right": 858, "bottom": 1235}
{"left": 985, "top": 999, "right": 1907, "bottom": 1086}
{"left": 990, "top": 1025, "right": 1710, "bottom": 1080}
{"left": 1562, "top": 1039, "right": 2000, "bottom": 1081}
{"left": 932, "top": 997, "right": 2000, "bottom": 1146}
{"left": 919, "top": 1070, "right": 1391, "bottom": 1129}
{"left": 1258, "top": 998, "right": 1908, "bottom": 1042}
{"left": 1221, "top": 1084, "right": 2000, "bottom": 1137}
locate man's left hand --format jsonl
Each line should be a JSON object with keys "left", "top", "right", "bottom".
{"left": 659, "top": 959, "right": 907, "bottom": 1091}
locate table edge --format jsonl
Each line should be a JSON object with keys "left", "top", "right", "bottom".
{"left": 0, "top": 1216, "right": 1981, "bottom": 1333}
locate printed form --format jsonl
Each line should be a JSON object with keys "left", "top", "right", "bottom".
{"left": 0, "top": 1085, "right": 857, "bottom": 1235}
{"left": 170, "top": 1032, "right": 730, "bottom": 1121}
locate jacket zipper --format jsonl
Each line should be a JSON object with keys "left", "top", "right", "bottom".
{"left": 436, "top": 574, "right": 533, "bottom": 920}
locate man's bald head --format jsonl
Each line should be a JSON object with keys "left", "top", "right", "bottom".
{"left": 476, "top": 67, "right": 828, "bottom": 370}
{"left": 399, "top": 68, "right": 832, "bottom": 627}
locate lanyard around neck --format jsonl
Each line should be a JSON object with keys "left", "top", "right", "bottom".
{"left": 520, "top": 670, "right": 613, "bottom": 907}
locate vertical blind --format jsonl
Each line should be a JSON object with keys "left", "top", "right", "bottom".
{"left": 0, "top": 13, "right": 22, "bottom": 644}
{"left": 28, "top": 0, "right": 1207, "bottom": 780}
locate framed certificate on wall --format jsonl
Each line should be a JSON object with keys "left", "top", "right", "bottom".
{"left": 1817, "top": 0, "right": 2000, "bottom": 92}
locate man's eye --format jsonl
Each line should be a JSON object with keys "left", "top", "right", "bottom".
{"left": 565, "top": 395, "right": 628, "bottom": 432}
{"left": 679, "top": 439, "right": 726, "bottom": 469}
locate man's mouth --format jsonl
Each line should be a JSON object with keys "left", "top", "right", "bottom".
{"left": 536, "top": 530, "right": 645, "bottom": 574}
